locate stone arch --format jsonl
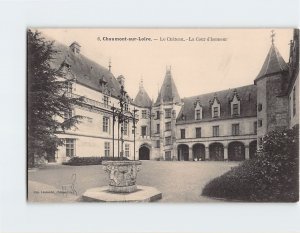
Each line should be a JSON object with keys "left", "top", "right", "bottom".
{"left": 249, "top": 140, "right": 257, "bottom": 159}
{"left": 192, "top": 143, "right": 205, "bottom": 161}
{"left": 209, "top": 142, "right": 224, "bottom": 161}
{"left": 228, "top": 141, "right": 245, "bottom": 161}
{"left": 139, "top": 143, "right": 151, "bottom": 160}
{"left": 177, "top": 144, "right": 189, "bottom": 161}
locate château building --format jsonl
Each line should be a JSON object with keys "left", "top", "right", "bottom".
{"left": 48, "top": 29, "right": 299, "bottom": 163}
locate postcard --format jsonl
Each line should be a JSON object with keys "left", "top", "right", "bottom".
{"left": 27, "top": 28, "right": 299, "bottom": 203}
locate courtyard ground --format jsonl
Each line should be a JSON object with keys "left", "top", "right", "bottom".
{"left": 28, "top": 161, "right": 239, "bottom": 202}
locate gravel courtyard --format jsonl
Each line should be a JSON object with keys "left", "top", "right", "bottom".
{"left": 28, "top": 161, "right": 239, "bottom": 202}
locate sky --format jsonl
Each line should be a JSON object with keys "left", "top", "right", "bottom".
{"left": 39, "top": 28, "right": 293, "bottom": 101}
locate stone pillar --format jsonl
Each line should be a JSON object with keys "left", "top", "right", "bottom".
{"left": 189, "top": 147, "right": 193, "bottom": 161}
{"left": 245, "top": 145, "right": 250, "bottom": 160}
{"left": 205, "top": 147, "right": 209, "bottom": 160}
{"left": 224, "top": 146, "right": 228, "bottom": 161}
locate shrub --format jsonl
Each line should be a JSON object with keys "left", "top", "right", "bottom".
{"left": 62, "top": 156, "right": 129, "bottom": 166}
{"left": 202, "top": 126, "right": 299, "bottom": 202}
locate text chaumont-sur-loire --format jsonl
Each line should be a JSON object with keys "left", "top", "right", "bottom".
{"left": 98, "top": 36, "right": 228, "bottom": 42}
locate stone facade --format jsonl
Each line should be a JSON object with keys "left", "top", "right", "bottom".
{"left": 51, "top": 30, "right": 299, "bottom": 163}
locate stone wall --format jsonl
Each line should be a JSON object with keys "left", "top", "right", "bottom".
{"left": 266, "top": 75, "right": 289, "bottom": 132}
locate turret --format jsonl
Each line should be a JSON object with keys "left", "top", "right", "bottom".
{"left": 255, "top": 31, "right": 289, "bottom": 145}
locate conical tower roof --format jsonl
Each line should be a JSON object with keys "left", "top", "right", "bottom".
{"left": 133, "top": 79, "right": 152, "bottom": 108}
{"left": 255, "top": 44, "right": 288, "bottom": 83}
{"left": 155, "top": 68, "right": 181, "bottom": 105}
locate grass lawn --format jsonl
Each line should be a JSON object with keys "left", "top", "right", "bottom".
{"left": 28, "top": 161, "right": 239, "bottom": 202}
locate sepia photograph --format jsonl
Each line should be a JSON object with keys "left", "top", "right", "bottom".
{"left": 27, "top": 28, "right": 299, "bottom": 203}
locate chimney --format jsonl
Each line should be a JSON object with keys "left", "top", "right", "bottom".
{"left": 117, "top": 75, "right": 125, "bottom": 87}
{"left": 69, "top": 41, "right": 81, "bottom": 54}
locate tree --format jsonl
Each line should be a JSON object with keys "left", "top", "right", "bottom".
{"left": 27, "top": 29, "right": 83, "bottom": 167}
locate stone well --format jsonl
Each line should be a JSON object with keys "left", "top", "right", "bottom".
{"left": 81, "top": 160, "right": 162, "bottom": 202}
{"left": 102, "top": 160, "right": 142, "bottom": 193}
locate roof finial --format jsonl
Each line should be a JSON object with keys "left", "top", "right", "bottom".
{"left": 139, "top": 77, "right": 144, "bottom": 90}
{"left": 166, "top": 65, "right": 172, "bottom": 73}
{"left": 108, "top": 57, "right": 112, "bottom": 72}
{"left": 271, "top": 30, "right": 276, "bottom": 45}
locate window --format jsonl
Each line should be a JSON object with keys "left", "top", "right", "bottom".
{"left": 123, "top": 121, "right": 128, "bottom": 135}
{"left": 142, "top": 110, "right": 147, "bottom": 119}
{"left": 195, "top": 109, "right": 201, "bottom": 120}
{"left": 156, "top": 111, "right": 160, "bottom": 119}
{"left": 124, "top": 103, "right": 129, "bottom": 111}
{"left": 254, "top": 121, "right": 257, "bottom": 134}
{"left": 232, "top": 104, "right": 239, "bottom": 116}
{"left": 258, "top": 119, "right": 262, "bottom": 127}
{"left": 293, "top": 86, "right": 296, "bottom": 116}
{"left": 165, "top": 151, "right": 171, "bottom": 160}
{"left": 104, "top": 142, "right": 110, "bottom": 157}
{"left": 165, "top": 109, "right": 172, "bottom": 118}
{"left": 156, "top": 140, "right": 160, "bottom": 148}
{"left": 213, "top": 107, "right": 219, "bottom": 118}
{"left": 165, "top": 122, "right": 171, "bottom": 131}
{"left": 165, "top": 136, "right": 172, "bottom": 145}
{"left": 103, "top": 95, "right": 109, "bottom": 106}
{"left": 141, "top": 126, "right": 147, "bottom": 137}
{"left": 103, "top": 116, "right": 109, "bottom": 132}
{"left": 232, "top": 124, "right": 239, "bottom": 136}
{"left": 258, "top": 103, "right": 262, "bottom": 112}
{"left": 64, "top": 109, "right": 73, "bottom": 121}
{"left": 65, "top": 139, "right": 75, "bottom": 157}
{"left": 180, "top": 129, "right": 186, "bottom": 139}
{"left": 196, "top": 127, "right": 201, "bottom": 138}
{"left": 172, "top": 110, "right": 176, "bottom": 118}
{"left": 66, "top": 81, "right": 72, "bottom": 96}
{"left": 125, "top": 144, "right": 130, "bottom": 157}
{"left": 156, "top": 124, "right": 160, "bottom": 133}
{"left": 213, "top": 126, "right": 219, "bottom": 137}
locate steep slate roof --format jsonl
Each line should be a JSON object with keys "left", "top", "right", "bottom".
{"left": 255, "top": 44, "right": 289, "bottom": 83}
{"left": 176, "top": 84, "right": 257, "bottom": 124}
{"left": 49, "top": 40, "right": 122, "bottom": 98}
{"left": 154, "top": 69, "right": 181, "bottom": 105}
{"left": 133, "top": 81, "right": 152, "bottom": 108}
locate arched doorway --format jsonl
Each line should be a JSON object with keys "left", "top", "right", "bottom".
{"left": 193, "top": 144, "right": 205, "bottom": 161}
{"left": 177, "top": 144, "right": 189, "bottom": 161}
{"left": 139, "top": 145, "right": 150, "bottom": 160}
{"left": 228, "top": 141, "right": 245, "bottom": 161}
{"left": 209, "top": 143, "right": 224, "bottom": 161}
{"left": 249, "top": 140, "right": 257, "bottom": 159}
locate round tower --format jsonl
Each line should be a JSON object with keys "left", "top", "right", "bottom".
{"left": 254, "top": 31, "right": 289, "bottom": 147}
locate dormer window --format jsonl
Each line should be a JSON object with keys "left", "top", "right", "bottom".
{"left": 125, "top": 103, "right": 128, "bottom": 111}
{"left": 230, "top": 89, "right": 240, "bottom": 116}
{"left": 195, "top": 109, "right": 201, "bottom": 120}
{"left": 103, "top": 95, "right": 109, "bottom": 106}
{"left": 65, "top": 81, "right": 73, "bottom": 97}
{"left": 69, "top": 41, "right": 81, "bottom": 55}
{"left": 194, "top": 100, "right": 202, "bottom": 120}
{"left": 165, "top": 109, "right": 172, "bottom": 119}
{"left": 210, "top": 96, "right": 220, "bottom": 118}
{"left": 232, "top": 104, "right": 239, "bottom": 115}
{"left": 213, "top": 107, "right": 219, "bottom": 117}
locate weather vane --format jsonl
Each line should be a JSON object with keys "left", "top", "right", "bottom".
{"left": 271, "top": 30, "right": 276, "bottom": 45}
{"left": 108, "top": 57, "right": 112, "bottom": 71}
